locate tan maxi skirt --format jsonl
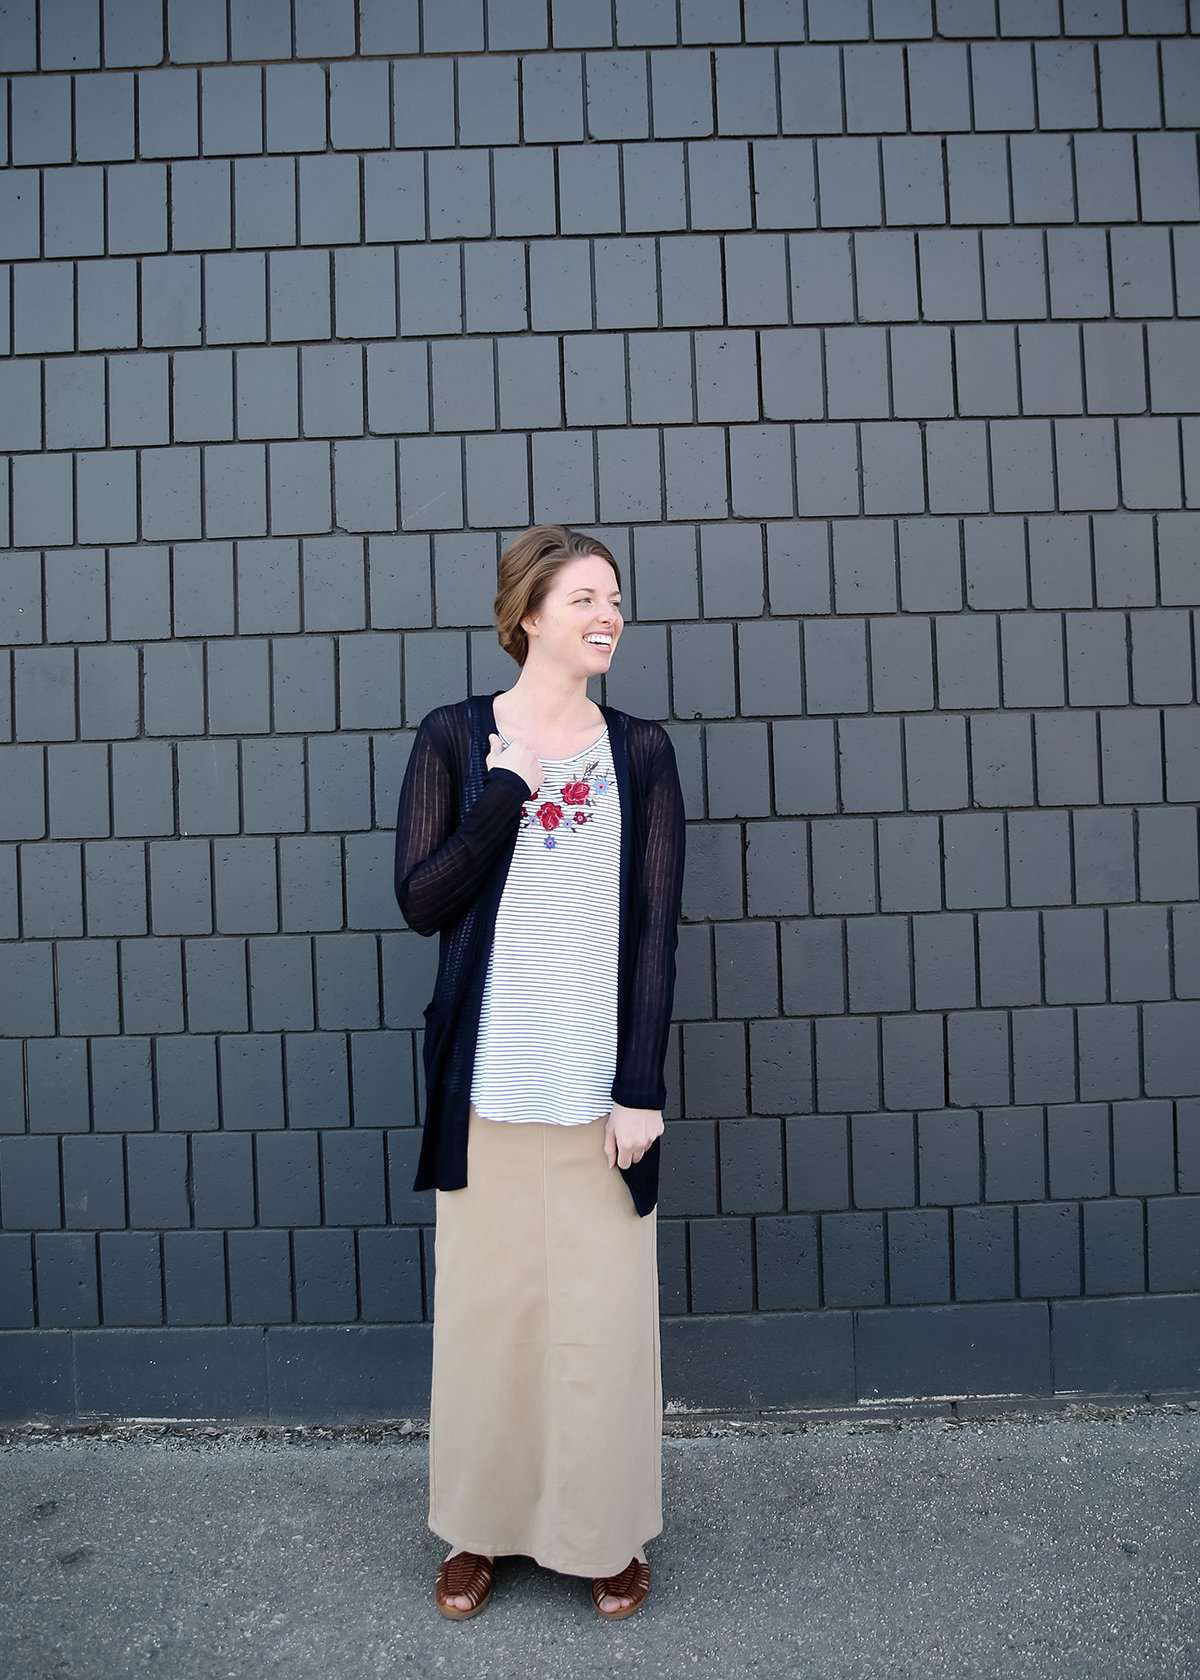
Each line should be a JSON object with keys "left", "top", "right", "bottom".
{"left": 428, "top": 1099, "right": 663, "bottom": 1578}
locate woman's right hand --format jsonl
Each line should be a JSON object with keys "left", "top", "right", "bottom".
{"left": 487, "top": 731, "right": 542, "bottom": 799}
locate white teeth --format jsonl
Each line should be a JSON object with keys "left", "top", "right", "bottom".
{"left": 585, "top": 636, "right": 612, "bottom": 646}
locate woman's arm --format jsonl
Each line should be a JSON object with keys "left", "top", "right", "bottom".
{"left": 393, "top": 710, "right": 529, "bottom": 937}
{"left": 610, "top": 726, "right": 687, "bottom": 1110}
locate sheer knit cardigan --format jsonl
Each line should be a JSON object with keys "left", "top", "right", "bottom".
{"left": 393, "top": 690, "right": 686, "bottom": 1217}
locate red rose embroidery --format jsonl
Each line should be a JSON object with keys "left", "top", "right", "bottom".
{"left": 516, "top": 757, "right": 608, "bottom": 846}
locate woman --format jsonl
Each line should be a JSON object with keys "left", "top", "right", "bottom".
{"left": 393, "top": 524, "right": 686, "bottom": 1621}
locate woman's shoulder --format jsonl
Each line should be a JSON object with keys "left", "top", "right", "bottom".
{"left": 415, "top": 698, "right": 471, "bottom": 739}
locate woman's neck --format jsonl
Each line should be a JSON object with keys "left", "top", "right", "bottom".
{"left": 495, "top": 672, "right": 601, "bottom": 737}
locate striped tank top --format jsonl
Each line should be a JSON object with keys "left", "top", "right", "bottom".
{"left": 468, "top": 719, "right": 622, "bottom": 1125}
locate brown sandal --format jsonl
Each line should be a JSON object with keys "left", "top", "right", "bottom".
{"left": 435, "top": 1550, "right": 494, "bottom": 1619}
{"left": 591, "top": 1556, "right": 650, "bottom": 1620}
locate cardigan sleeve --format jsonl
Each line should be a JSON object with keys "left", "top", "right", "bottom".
{"left": 393, "top": 711, "right": 530, "bottom": 937}
{"left": 610, "top": 726, "right": 686, "bottom": 1112}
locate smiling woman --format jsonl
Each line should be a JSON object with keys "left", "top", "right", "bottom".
{"left": 394, "top": 523, "right": 685, "bottom": 1621}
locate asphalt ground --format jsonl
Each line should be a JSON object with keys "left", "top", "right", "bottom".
{"left": 1, "top": 1400, "right": 1197, "bottom": 1680}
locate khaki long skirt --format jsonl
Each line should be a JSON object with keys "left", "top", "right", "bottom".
{"left": 428, "top": 1100, "right": 663, "bottom": 1579}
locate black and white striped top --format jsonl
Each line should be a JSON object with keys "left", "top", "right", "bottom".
{"left": 468, "top": 723, "right": 623, "bottom": 1125}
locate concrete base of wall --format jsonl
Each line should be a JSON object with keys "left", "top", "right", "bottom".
{"left": 3, "top": 1294, "right": 1199, "bottom": 1423}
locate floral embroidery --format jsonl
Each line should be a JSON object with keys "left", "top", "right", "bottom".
{"left": 519, "top": 756, "right": 612, "bottom": 849}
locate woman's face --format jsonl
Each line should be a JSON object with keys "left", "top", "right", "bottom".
{"left": 524, "top": 554, "right": 623, "bottom": 676}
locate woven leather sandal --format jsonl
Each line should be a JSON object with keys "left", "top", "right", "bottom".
{"left": 435, "top": 1550, "right": 494, "bottom": 1619}
{"left": 591, "top": 1557, "right": 651, "bottom": 1620}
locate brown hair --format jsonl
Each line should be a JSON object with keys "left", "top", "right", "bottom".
{"left": 494, "top": 525, "right": 621, "bottom": 666}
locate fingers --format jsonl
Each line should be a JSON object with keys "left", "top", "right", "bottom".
{"left": 605, "top": 1119, "right": 651, "bottom": 1170}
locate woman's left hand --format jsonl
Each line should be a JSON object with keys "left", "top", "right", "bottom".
{"left": 603, "top": 1103, "right": 664, "bottom": 1169}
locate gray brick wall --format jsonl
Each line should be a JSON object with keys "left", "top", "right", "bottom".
{"left": 2, "top": 0, "right": 1200, "bottom": 1422}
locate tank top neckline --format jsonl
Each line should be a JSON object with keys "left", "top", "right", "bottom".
{"left": 496, "top": 724, "right": 608, "bottom": 764}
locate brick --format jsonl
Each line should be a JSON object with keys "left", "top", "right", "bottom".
{"left": 297, "top": 155, "right": 357, "bottom": 245}
{"left": 397, "top": 436, "right": 465, "bottom": 532}
{"left": 941, "top": 136, "right": 1008, "bottom": 226}
{"left": 98, "top": 1236, "right": 161, "bottom": 1323}
{"left": 817, "top": 137, "right": 883, "bottom": 229}
{"left": 714, "top": 1118, "right": 782, "bottom": 1215}
{"left": 915, "top": 229, "right": 981, "bottom": 325}
{"left": 395, "top": 244, "right": 463, "bottom": 338}
{"left": 521, "top": 52, "right": 585, "bottom": 143}
{"left": 293, "top": 1228, "right": 357, "bottom": 1322}
{"left": 463, "top": 243, "right": 524, "bottom": 330}
{"left": 1010, "top": 132, "right": 1074, "bottom": 226}
{"left": 169, "top": 157, "right": 231, "bottom": 250}
{"left": 903, "top": 41, "right": 968, "bottom": 131}
{"left": 1030, "top": 36, "right": 1097, "bottom": 126}
{"left": 1118, "top": 416, "right": 1183, "bottom": 510}
{"left": 1138, "top": 132, "right": 1200, "bottom": 223}
{"left": 880, "top": 138, "right": 945, "bottom": 230}
{"left": 193, "top": 67, "right": 260, "bottom": 158}
{"left": 160, "top": 1229, "right": 225, "bottom": 1321}
{"left": 363, "top": 154, "right": 424, "bottom": 244}
{"left": 623, "top": 141, "right": 687, "bottom": 234}
{"left": 863, "top": 619, "right": 929, "bottom": 714}
{"left": 35, "top": 1231, "right": 100, "bottom": 1325}
{"left": 138, "top": 68, "right": 198, "bottom": 163}
{"left": 650, "top": 48, "right": 711, "bottom": 137}
{"left": 292, "top": 0, "right": 352, "bottom": 57}
{"left": 366, "top": 343, "right": 429, "bottom": 437}
{"left": 225, "top": 0, "right": 289, "bottom": 60}
{"left": 0, "top": 170, "right": 40, "bottom": 261}
{"left": 715, "top": 47, "right": 777, "bottom": 135}
{"left": 42, "top": 165, "right": 102, "bottom": 257}
{"left": 107, "top": 162, "right": 169, "bottom": 256}
{"left": 586, "top": 52, "right": 649, "bottom": 139}
{"left": 492, "top": 145, "right": 557, "bottom": 237}
{"left": 0, "top": 1135, "right": 60, "bottom": 1228}
{"left": 843, "top": 44, "right": 906, "bottom": 134}
{"left": 816, "top": 1209, "right": 880, "bottom": 1310}
{"left": 1138, "top": 806, "right": 1199, "bottom": 903}
{"left": 625, "top": 327, "right": 692, "bottom": 420}
{"left": 301, "top": 344, "right": 364, "bottom": 441}
{"left": 690, "top": 1216, "right": 754, "bottom": 1312}
{"left": 759, "top": 327, "right": 822, "bottom": 421}
{"left": 1075, "top": 130, "right": 1139, "bottom": 223}
{"left": 736, "top": 620, "right": 799, "bottom": 720}
{"left": 10, "top": 71, "right": 68, "bottom": 159}
{"left": 1105, "top": 228, "right": 1172, "bottom": 324}
{"left": 1095, "top": 37, "right": 1158, "bottom": 126}
{"left": 680, "top": 0, "right": 742, "bottom": 43}
{"left": 968, "top": 39, "right": 1034, "bottom": 128}
{"left": 1075, "top": 1202, "right": 1142, "bottom": 1290}
{"left": 778, "top": 45, "right": 842, "bottom": 137}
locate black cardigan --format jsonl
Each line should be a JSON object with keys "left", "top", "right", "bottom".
{"left": 393, "top": 690, "right": 686, "bottom": 1216}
